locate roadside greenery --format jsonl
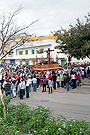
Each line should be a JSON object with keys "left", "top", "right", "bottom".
{"left": 0, "top": 95, "right": 90, "bottom": 135}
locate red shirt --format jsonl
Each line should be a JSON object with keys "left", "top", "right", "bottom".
{"left": 48, "top": 75, "right": 53, "bottom": 80}
{"left": 77, "top": 75, "right": 80, "bottom": 80}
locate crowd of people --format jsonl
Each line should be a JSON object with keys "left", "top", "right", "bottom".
{"left": 0, "top": 63, "right": 90, "bottom": 99}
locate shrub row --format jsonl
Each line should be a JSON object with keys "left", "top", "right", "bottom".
{"left": 0, "top": 96, "right": 90, "bottom": 135}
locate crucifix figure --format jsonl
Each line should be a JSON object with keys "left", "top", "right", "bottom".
{"left": 50, "top": 55, "right": 54, "bottom": 63}
{"left": 45, "top": 48, "right": 54, "bottom": 63}
{"left": 56, "top": 55, "right": 59, "bottom": 63}
{"left": 40, "top": 55, "right": 44, "bottom": 64}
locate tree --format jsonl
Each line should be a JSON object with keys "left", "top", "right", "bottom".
{"left": 0, "top": 6, "right": 38, "bottom": 60}
{"left": 54, "top": 13, "right": 90, "bottom": 60}
{"left": 0, "top": 6, "right": 38, "bottom": 118}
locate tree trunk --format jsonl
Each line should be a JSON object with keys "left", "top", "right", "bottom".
{"left": 0, "top": 85, "right": 6, "bottom": 118}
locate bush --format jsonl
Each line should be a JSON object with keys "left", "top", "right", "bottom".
{"left": 0, "top": 95, "right": 90, "bottom": 135}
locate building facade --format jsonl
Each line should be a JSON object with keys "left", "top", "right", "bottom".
{"left": 3, "top": 35, "right": 90, "bottom": 65}
{"left": 3, "top": 36, "right": 67, "bottom": 65}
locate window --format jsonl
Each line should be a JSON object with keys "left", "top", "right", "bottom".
{"left": 20, "top": 61, "right": 22, "bottom": 65}
{"left": 61, "top": 60, "right": 67, "bottom": 65}
{"left": 40, "top": 48, "right": 44, "bottom": 53}
{"left": 32, "top": 49, "right": 34, "bottom": 54}
{"left": 37, "top": 48, "right": 44, "bottom": 53}
{"left": 25, "top": 50, "right": 28, "bottom": 55}
{"left": 19, "top": 51, "right": 23, "bottom": 55}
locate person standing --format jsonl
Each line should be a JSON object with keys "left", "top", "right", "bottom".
{"left": 28, "top": 75, "right": 32, "bottom": 92}
{"left": 81, "top": 69, "right": 84, "bottom": 79}
{"left": 4, "top": 79, "right": 11, "bottom": 96}
{"left": 36, "top": 75, "right": 40, "bottom": 89}
{"left": 70, "top": 72, "right": 76, "bottom": 89}
{"left": 40, "top": 73, "right": 44, "bottom": 87}
{"left": 48, "top": 77, "right": 53, "bottom": 94}
{"left": 42, "top": 76, "right": 47, "bottom": 92}
{"left": 32, "top": 75, "right": 37, "bottom": 92}
{"left": 52, "top": 73, "right": 57, "bottom": 90}
{"left": 77, "top": 74, "right": 81, "bottom": 86}
{"left": 57, "top": 74, "right": 61, "bottom": 88}
{"left": 11, "top": 80, "right": 17, "bottom": 98}
{"left": 18, "top": 79, "right": 26, "bottom": 99}
{"left": 61, "top": 74, "right": 64, "bottom": 87}
{"left": 26, "top": 76, "right": 30, "bottom": 98}
{"left": 0, "top": 75, "right": 4, "bottom": 94}
{"left": 65, "top": 74, "right": 70, "bottom": 91}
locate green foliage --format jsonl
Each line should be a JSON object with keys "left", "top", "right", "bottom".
{"left": 0, "top": 96, "right": 90, "bottom": 134}
{"left": 54, "top": 13, "right": 90, "bottom": 60}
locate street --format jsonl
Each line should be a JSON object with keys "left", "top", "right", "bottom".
{"left": 10, "top": 86, "right": 90, "bottom": 122}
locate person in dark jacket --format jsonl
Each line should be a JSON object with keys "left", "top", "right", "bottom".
{"left": 4, "top": 80, "right": 11, "bottom": 96}
{"left": 52, "top": 73, "right": 57, "bottom": 90}
{"left": 65, "top": 74, "right": 70, "bottom": 91}
{"left": 0, "top": 75, "right": 4, "bottom": 94}
{"left": 36, "top": 75, "right": 40, "bottom": 89}
{"left": 42, "top": 77, "right": 47, "bottom": 92}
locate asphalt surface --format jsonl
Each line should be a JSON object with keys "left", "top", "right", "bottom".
{"left": 9, "top": 85, "right": 90, "bottom": 122}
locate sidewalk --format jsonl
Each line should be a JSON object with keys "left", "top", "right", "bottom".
{"left": 36, "top": 84, "right": 90, "bottom": 94}
{"left": 53, "top": 78, "right": 90, "bottom": 94}
{"left": 54, "top": 85, "right": 90, "bottom": 94}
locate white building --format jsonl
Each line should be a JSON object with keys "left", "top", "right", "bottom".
{"left": 3, "top": 36, "right": 67, "bottom": 65}
{"left": 3, "top": 35, "right": 90, "bottom": 65}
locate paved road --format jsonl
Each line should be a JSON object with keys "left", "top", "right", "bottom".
{"left": 10, "top": 85, "right": 90, "bottom": 122}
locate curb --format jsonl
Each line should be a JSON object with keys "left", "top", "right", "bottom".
{"left": 53, "top": 85, "right": 90, "bottom": 94}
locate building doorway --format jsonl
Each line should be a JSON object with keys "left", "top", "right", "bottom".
{"left": 61, "top": 60, "right": 67, "bottom": 65}
{"left": 10, "top": 60, "right": 15, "bottom": 65}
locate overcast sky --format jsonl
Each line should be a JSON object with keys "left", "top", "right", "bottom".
{"left": 0, "top": 0, "right": 90, "bottom": 36}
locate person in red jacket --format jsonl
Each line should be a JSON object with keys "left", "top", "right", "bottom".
{"left": 77, "top": 74, "right": 81, "bottom": 86}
